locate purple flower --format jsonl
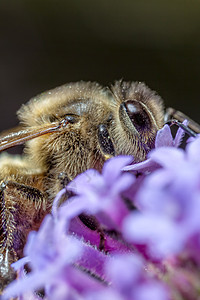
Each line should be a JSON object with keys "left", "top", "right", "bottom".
{"left": 104, "top": 253, "right": 169, "bottom": 300}
{"left": 67, "top": 156, "right": 135, "bottom": 229}
{"left": 3, "top": 121, "right": 200, "bottom": 300}
{"left": 85, "top": 254, "right": 169, "bottom": 300}
{"left": 4, "top": 214, "right": 83, "bottom": 299}
{"left": 123, "top": 121, "right": 187, "bottom": 173}
{"left": 123, "top": 135, "right": 200, "bottom": 260}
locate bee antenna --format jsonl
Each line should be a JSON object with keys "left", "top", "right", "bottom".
{"left": 166, "top": 119, "right": 197, "bottom": 137}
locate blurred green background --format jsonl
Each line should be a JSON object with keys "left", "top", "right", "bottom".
{"left": 0, "top": 0, "right": 200, "bottom": 133}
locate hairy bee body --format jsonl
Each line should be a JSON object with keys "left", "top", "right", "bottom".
{"left": 0, "top": 80, "right": 164, "bottom": 291}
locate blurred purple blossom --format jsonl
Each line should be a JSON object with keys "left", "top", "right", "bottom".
{"left": 105, "top": 253, "right": 169, "bottom": 300}
{"left": 3, "top": 122, "right": 200, "bottom": 300}
{"left": 123, "top": 135, "right": 200, "bottom": 261}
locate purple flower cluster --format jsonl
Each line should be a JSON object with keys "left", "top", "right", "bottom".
{"left": 3, "top": 122, "right": 200, "bottom": 300}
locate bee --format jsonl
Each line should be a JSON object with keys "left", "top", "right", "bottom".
{"left": 0, "top": 80, "right": 198, "bottom": 292}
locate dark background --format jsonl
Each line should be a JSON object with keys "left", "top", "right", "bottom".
{"left": 1, "top": 0, "right": 200, "bottom": 134}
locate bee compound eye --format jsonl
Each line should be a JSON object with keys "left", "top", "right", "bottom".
{"left": 123, "top": 100, "right": 151, "bottom": 131}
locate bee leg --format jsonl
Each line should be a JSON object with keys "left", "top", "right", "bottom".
{"left": 0, "top": 182, "right": 18, "bottom": 292}
{"left": 165, "top": 107, "right": 200, "bottom": 136}
{"left": 0, "top": 180, "right": 46, "bottom": 292}
{"left": 79, "top": 213, "right": 106, "bottom": 251}
{"left": 98, "top": 231, "right": 106, "bottom": 251}
{"left": 55, "top": 173, "right": 74, "bottom": 206}
{"left": 121, "top": 195, "right": 137, "bottom": 211}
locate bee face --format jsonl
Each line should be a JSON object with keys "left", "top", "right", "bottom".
{"left": 17, "top": 80, "right": 164, "bottom": 184}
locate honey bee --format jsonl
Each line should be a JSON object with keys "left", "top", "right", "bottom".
{"left": 0, "top": 80, "right": 198, "bottom": 292}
